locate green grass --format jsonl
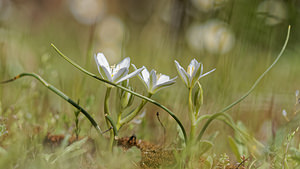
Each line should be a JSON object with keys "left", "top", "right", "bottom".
{"left": 1, "top": 1, "right": 300, "bottom": 168}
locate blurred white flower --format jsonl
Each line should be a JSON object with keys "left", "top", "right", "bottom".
{"left": 175, "top": 59, "right": 215, "bottom": 88}
{"left": 186, "top": 24, "right": 205, "bottom": 52}
{"left": 203, "top": 21, "right": 235, "bottom": 54}
{"left": 257, "top": 0, "right": 287, "bottom": 26}
{"left": 94, "top": 53, "right": 143, "bottom": 84}
{"left": 191, "top": 0, "right": 227, "bottom": 12}
{"left": 186, "top": 21, "right": 235, "bottom": 54}
{"left": 295, "top": 90, "right": 299, "bottom": 97}
{"left": 95, "top": 16, "right": 125, "bottom": 62}
{"left": 98, "top": 16, "right": 125, "bottom": 45}
{"left": 282, "top": 109, "right": 287, "bottom": 117}
{"left": 132, "top": 65, "right": 177, "bottom": 94}
{"left": 69, "top": 0, "right": 106, "bottom": 25}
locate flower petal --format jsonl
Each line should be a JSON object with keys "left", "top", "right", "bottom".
{"left": 131, "top": 64, "right": 142, "bottom": 78}
{"left": 152, "top": 77, "right": 177, "bottom": 93}
{"left": 175, "top": 60, "right": 189, "bottom": 87}
{"left": 190, "top": 64, "right": 202, "bottom": 88}
{"left": 188, "top": 59, "right": 199, "bottom": 76}
{"left": 117, "top": 57, "right": 131, "bottom": 69}
{"left": 132, "top": 64, "right": 149, "bottom": 89}
{"left": 191, "top": 62, "right": 201, "bottom": 78}
{"left": 156, "top": 74, "right": 170, "bottom": 85}
{"left": 116, "top": 67, "right": 144, "bottom": 84}
{"left": 95, "top": 53, "right": 111, "bottom": 73}
{"left": 149, "top": 70, "right": 157, "bottom": 92}
{"left": 199, "top": 68, "right": 216, "bottom": 79}
{"left": 141, "top": 68, "right": 150, "bottom": 84}
{"left": 99, "top": 65, "right": 113, "bottom": 82}
{"left": 112, "top": 67, "right": 129, "bottom": 82}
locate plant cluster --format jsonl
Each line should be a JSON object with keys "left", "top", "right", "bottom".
{"left": 0, "top": 26, "right": 291, "bottom": 168}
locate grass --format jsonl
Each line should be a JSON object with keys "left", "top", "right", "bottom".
{"left": 1, "top": 1, "right": 300, "bottom": 168}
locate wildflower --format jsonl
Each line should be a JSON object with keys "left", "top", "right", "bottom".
{"left": 174, "top": 59, "right": 215, "bottom": 88}
{"left": 132, "top": 65, "right": 177, "bottom": 94}
{"left": 94, "top": 53, "right": 143, "bottom": 84}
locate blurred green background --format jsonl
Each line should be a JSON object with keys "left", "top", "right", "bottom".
{"left": 0, "top": 0, "right": 300, "bottom": 166}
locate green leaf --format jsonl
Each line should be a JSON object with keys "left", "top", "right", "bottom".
{"left": 197, "top": 140, "right": 214, "bottom": 156}
{"left": 228, "top": 136, "right": 241, "bottom": 162}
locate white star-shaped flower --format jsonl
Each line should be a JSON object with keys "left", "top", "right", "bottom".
{"left": 175, "top": 59, "right": 215, "bottom": 88}
{"left": 132, "top": 65, "right": 177, "bottom": 94}
{"left": 94, "top": 53, "right": 144, "bottom": 84}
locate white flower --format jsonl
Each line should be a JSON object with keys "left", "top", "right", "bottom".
{"left": 175, "top": 59, "right": 215, "bottom": 88}
{"left": 282, "top": 109, "right": 287, "bottom": 117}
{"left": 94, "top": 53, "right": 143, "bottom": 84}
{"left": 132, "top": 65, "right": 177, "bottom": 94}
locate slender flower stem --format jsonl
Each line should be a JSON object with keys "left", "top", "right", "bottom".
{"left": 104, "top": 87, "right": 112, "bottom": 116}
{"left": 105, "top": 115, "right": 118, "bottom": 137}
{"left": 196, "top": 25, "right": 291, "bottom": 142}
{"left": 195, "top": 114, "right": 211, "bottom": 125}
{"left": 188, "top": 87, "right": 196, "bottom": 143}
{"left": 0, "top": 73, "right": 103, "bottom": 135}
{"left": 118, "top": 93, "right": 151, "bottom": 129}
{"left": 51, "top": 44, "right": 187, "bottom": 143}
{"left": 195, "top": 82, "right": 203, "bottom": 117}
{"left": 104, "top": 87, "right": 115, "bottom": 151}
{"left": 117, "top": 101, "right": 145, "bottom": 130}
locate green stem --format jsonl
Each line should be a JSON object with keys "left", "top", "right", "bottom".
{"left": 195, "top": 114, "right": 211, "bottom": 125}
{"left": 104, "top": 87, "right": 115, "bottom": 151}
{"left": 196, "top": 25, "right": 290, "bottom": 142}
{"left": 105, "top": 114, "right": 118, "bottom": 137}
{"left": 118, "top": 93, "right": 151, "bottom": 130}
{"left": 188, "top": 87, "right": 196, "bottom": 143}
{"left": 0, "top": 73, "right": 102, "bottom": 135}
{"left": 195, "top": 82, "right": 203, "bottom": 117}
{"left": 104, "top": 87, "right": 112, "bottom": 116}
{"left": 51, "top": 44, "right": 187, "bottom": 143}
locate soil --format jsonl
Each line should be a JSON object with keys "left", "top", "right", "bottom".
{"left": 44, "top": 134, "right": 247, "bottom": 169}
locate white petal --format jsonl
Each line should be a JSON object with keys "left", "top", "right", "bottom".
{"left": 199, "top": 68, "right": 216, "bottom": 79}
{"left": 116, "top": 67, "right": 144, "bottom": 84}
{"left": 189, "top": 59, "right": 199, "bottom": 68}
{"left": 175, "top": 60, "right": 189, "bottom": 87}
{"left": 191, "top": 63, "right": 202, "bottom": 87}
{"left": 112, "top": 67, "right": 128, "bottom": 82}
{"left": 141, "top": 68, "right": 150, "bottom": 84}
{"left": 152, "top": 77, "right": 177, "bottom": 93}
{"left": 99, "top": 65, "right": 112, "bottom": 82}
{"left": 95, "top": 53, "right": 110, "bottom": 68}
{"left": 191, "top": 62, "right": 201, "bottom": 78}
{"left": 156, "top": 74, "right": 170, "bottom": 85}
{"left": 117, "top": 57, "right": 130, "bottom": 69}
{"left": 132, "top": 64, "right": 149, "bottom": 89}
{"left": 200, "top": 63, "right": 203, "bottom": 75}
{"left": 188, "top": 59, "right": 199, "bottom": 76}
{"left": 149, "top": 70, "right": 157, "bottom": 91}
{"left": 132, "top": 64, "right": 142, "bottom": 79}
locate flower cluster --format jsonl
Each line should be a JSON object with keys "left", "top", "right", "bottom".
{"left": 94, "top": 53, "right": 215, "bottom": 93}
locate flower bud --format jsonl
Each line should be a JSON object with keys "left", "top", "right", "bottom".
{"left": 193, "top": 82, "right": 203, "bottom": 115}
{"left": 121, "top": 87, "right": 134, "bottom": 109}
{"left": 118, "top": 80, "right": 134, "bottom": 109}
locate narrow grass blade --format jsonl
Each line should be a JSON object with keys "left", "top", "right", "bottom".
{"left": 1, "top": 73, "right": 103, "bottom": 135}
